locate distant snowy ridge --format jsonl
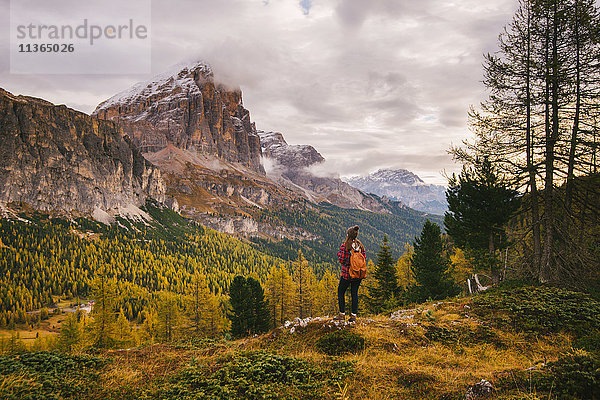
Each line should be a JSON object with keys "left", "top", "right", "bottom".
{"left": 344, "top": 169, "right": 448, "bottom": 215}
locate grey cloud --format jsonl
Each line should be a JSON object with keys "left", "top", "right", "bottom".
{"left": 0, "top": 0, "right": 519, "bottom": 184}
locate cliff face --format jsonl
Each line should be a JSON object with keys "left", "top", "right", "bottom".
{"left": 93, "top": 62, "right": 263, "bottom": 173}
{"left": 0, "top": 88, "right": 167, "bottom": 214}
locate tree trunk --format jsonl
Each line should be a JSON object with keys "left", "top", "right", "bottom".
{"left": 566, "top": 0, "right": 581, "bottom": 211}
{"left": 525, "top": 3, "right": 542, "bottom": 272}
{"left": 541, "top": 1, "right": 560, "bottom": 283}
{"left": 540, "top": 5, "right": 554, "bottom": 284}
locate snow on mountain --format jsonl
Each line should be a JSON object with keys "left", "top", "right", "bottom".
{"left": 345, "top": 169, "right": 448, "bottom": 215}
{"left": 95, "top": 61, "right": 212, "bottom": 114}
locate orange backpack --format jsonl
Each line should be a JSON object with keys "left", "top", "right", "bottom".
{"left": 349, "top": 241, "right": 367, "bottom": 279}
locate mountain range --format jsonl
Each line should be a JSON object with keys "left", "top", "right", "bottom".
{"left": 345, "top": 169, "right": 448, "bottom": 215}
{"left": 0, "top": 61, "right": 443, "bottom": 258}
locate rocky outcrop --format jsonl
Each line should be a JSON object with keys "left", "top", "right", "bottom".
{"left": 345, "top": 169, "right": 448, "bottom": 215}
{"left": 94, "top": 61, "right": 263, "bottom": 173}
{"left": 259, "top": 131, "right": 390, "bottom": 212}
{"left": 0, "top": 88, "right": 167, "bottom": 214}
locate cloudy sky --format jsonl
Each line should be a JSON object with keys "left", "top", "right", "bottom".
{"left": 0, "top": 0, "right": 519, "bottom": 185}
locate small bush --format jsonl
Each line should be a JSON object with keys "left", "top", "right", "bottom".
{"left": 315, "top": 330, "right": 365, "bottom": 355}
{"left": 497, "top": 354, "right": 600, "bottom": 400}
{"left": 472, "top": 286, "right": 600, "bottom": 337}
{"left": 542, "top": 354, "right": 600, "bottom": 399}
{"left": 160, "top": 351, "right": 354, "bottom": 400}
{"left": 0, "top": 351, "right": 106, "bottom": 400}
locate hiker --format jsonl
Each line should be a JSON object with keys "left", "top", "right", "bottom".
{"left": 334, "top": 225, "right": 366, "bottom": 322}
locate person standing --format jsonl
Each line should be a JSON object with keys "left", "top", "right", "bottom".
{"left": 334, "top": 225, "right": 365, "bottom": 322}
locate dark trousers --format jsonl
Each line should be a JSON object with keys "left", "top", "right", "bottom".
{"left": 338, "top": 278, "right": 361, "bottom": 315}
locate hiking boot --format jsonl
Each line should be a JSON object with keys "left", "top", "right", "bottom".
{"left": 348, "top": 314, "right": 357, "bottom": 323}
{"left": 333, "top": 313, "right": 345, "bottom": 321}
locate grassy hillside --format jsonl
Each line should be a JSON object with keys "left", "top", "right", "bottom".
{"left": 1, "top": 285, "right": 598, "bottom": 400}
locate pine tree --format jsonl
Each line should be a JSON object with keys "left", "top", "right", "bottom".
{"left": 229, "top": 275, "right": 270, "bottom": 337}
{"left": 229, "top": 276, "right": 250, "bottom": 337}
{"left": 246, "top": 277, "right": 271, "bottom": 335}
{"left": 409, "top": 221, "right": 459, "bottom": 303}
{"left": 368, "top": 235, "right": 401, "bottom": 313}
{"left": 444, "top": 157, "right": 521, "bottom": 281}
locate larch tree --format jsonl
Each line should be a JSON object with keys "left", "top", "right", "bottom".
{"left": 157, "top": 292, "right": 180, "bottom": 342}
{"left": 187, "top": 272, "right": 210, "bottom": 334}
{"left": 396, "top": 243, "right": 415, "bottom": 290}
{"left": 58, "top": 313, "right": 81, "bottom": 353}
{"left": 293, "top": 251, "right": 316, "bottom": 319}
{"left": 314, "top": 270, "right": 338, "bottom": 316}
{"left": 455, "top": 0, "right": 600, "bottom": 285}
{"left": 90, "top": 271, "right": 117, "bottom": 348}
{"left": 265, "top": 265, "right": 295, "bottom": 327}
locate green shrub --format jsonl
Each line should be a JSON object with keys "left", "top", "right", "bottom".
{"left": 0, "top": 351, "right": 106, "bottom": 400}
{"left": 160, "top": 351, "right": 354, "bottom": 400}
{"left": 472, "top": 286, "right": 600, "bottom": 337}
{"left": 542, "top": 354, "right": 600, "bottom": 399}
{"left": 499, "top": 354, "right": 600, "bottom": 400}
{"left": 315, "top": 330, "right": 365, "bottom": 355}
{"left": 424, "top": 325, "right": 459, "bottom": 344}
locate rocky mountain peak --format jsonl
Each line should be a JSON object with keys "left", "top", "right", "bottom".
{"left": 259, "top": 131, "right": 324, "bottom": 170}
{"left": 93, "top": 61, "right": 263, "bottom": 173}
{"left": 95, "top": 61, "right": 213, "bottom": 113}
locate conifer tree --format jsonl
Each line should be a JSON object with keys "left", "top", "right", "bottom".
{"left": 229, "top": 275, "right": 270, "bottom": 337}
{"left": 246, "top": 277, "right": 271, "bottom": 334}
{"left": 204, "top": 293, "right": 226, "bottom": 336}
{"left": 265, "top": 266, "right": 295, "bottom": 326}
{"left": 91, "top": 271, "right": 117, "bottom": 348}
{"left": 229, "top": 276, "right": 251, "bottom": 337}
{"left": 114, "top": 309, "right": 133, "bottom": 346}
{"left": 457, "top": 0, "right": 600, "bottom": 284}
{"left": 396, "top": 243, "right": 415, "bottom": 290}
{"left": 187, "top": 273, "right": 210, "bottom": 334}
{"left": 58, "top": 313, "right": 81, "bottom": 353}
{"left": 293, "top": 251, "right": 315, "bottom": 319}
{"left": 314, "top": 271, "right": 338, "bottom": 316}
{"left": 444, "top": 157, "right": 520, "bottom": 281}
{"left": 368, "top": 235, "right": 401, "bottom": 313}
{"left": 157, "top": 292, "right": 180, "bottom": 342}
{"left": 409, "top": 221, "right": 459, "bottom": 303}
